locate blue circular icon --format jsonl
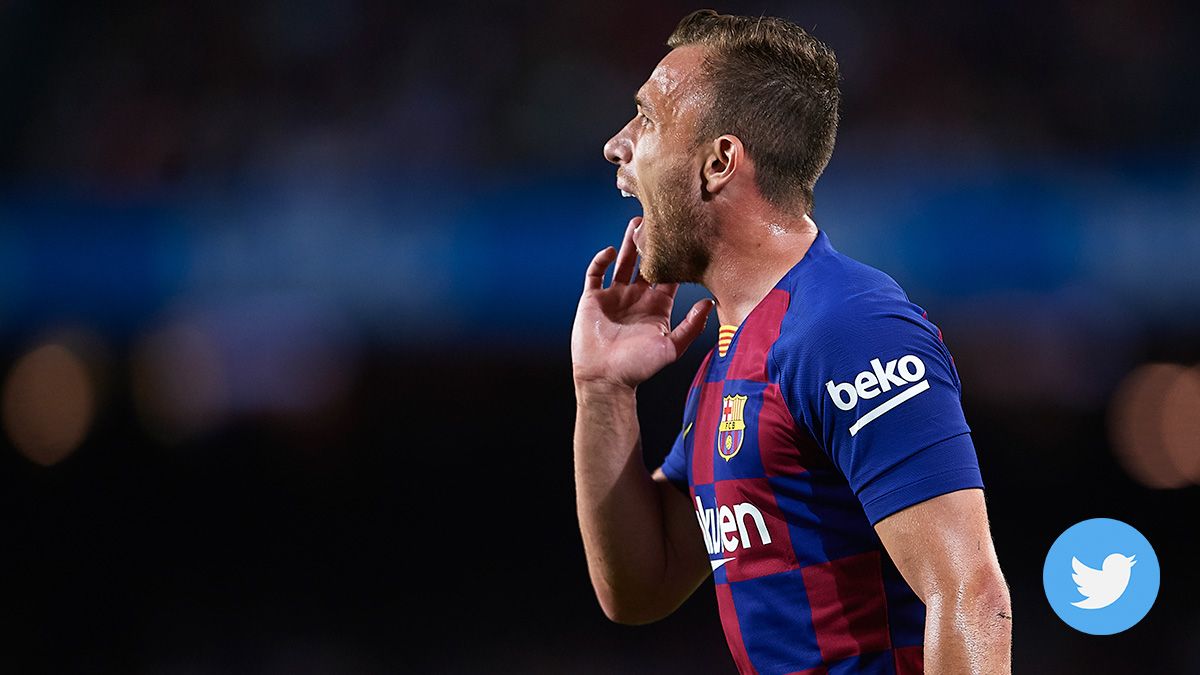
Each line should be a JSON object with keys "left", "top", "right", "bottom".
{"left": 1043, "top": 518, "right": 1159, "bottom": 635}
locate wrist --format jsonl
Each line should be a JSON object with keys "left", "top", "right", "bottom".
{"left": 573, "top": 377, "right": 637, "bottom": 405}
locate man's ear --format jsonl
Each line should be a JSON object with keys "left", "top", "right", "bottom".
{"left": 702, "top": 134, "right": 742, "bottom": 197}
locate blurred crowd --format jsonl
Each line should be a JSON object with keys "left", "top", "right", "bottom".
{"left": 1, "top": 1, "right": 1197, "bottom": 190}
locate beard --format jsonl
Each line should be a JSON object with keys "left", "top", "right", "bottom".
{"left": 637, "top": 161, "right": 714, "bottom": 284}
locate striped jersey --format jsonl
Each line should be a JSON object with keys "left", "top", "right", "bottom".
{"left": 660, "top": 229, "right": 984, "bottom": 674}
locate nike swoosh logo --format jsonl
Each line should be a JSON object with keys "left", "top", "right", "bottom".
{"left": 682, "top": 422, "right": 693, "bottom": 439}
{"left": 848, "top": 379, "right": 930, "bottom": 436}
{"left": 710, "top": 558, "right": 734, "bottom": 571}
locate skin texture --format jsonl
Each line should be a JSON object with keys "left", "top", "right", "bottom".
{"left": 874, "top": 488, "right": 1012, "bottom": 673}
{"left": 574, "top": 45, "right": 1012, "bottom": 671}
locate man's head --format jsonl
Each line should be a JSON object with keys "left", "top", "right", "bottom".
{"left": 603, "top": 9, "right": 840, "bottom": 284}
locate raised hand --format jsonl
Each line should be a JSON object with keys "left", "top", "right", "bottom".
{"left": 571, "top": 216, "right": 715, "bottom": 391}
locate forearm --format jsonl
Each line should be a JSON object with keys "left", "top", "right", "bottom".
{"left": 923, "top": 582, "right": 1012, "bottom": 674}
{"left": 574, "top": 382, "right": 672, "bottom": 620}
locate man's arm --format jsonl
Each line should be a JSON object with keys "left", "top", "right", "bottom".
{"left": 574, "top": 383, "right": 710, "bottom": 623}
{"left": 571, "top": 217, "right": 714, "bottom": 624}
{"left": 874, "top": 487, "right": 1012, "bottom": 674}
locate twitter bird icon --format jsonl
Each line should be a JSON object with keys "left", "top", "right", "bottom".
{"left": 1070, "top": 553, "right": 1136, "bottom": 609}
{"left": 1044, "top": 519, "right": 1159, "bottom": 635}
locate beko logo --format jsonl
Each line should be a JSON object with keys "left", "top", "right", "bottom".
{"left": 825, "top": 355, "right": 930, "bottom": 436}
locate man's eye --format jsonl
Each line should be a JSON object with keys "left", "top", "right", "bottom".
{"left": 638, "top": 112, "right": 652, "bottom": 126}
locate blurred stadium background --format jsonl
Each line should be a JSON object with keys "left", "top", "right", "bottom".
{"left": 1, "top": 1, "right": 1198, "bottom": 672}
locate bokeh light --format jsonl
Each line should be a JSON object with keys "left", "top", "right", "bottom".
{"left": 1109, "top": 363, "right": 1199, "bottom": 489}
{"left": 2, "top": 343, "right": 96, "bottom": 466}
{"left": 1160, "top": 366, "right": 1200, "bottom": 484}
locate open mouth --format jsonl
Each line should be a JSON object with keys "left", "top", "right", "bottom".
{"left": 617, "top": 181, "right": 645, "bottom": 251}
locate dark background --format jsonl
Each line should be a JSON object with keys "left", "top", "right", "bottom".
{"left": 2, "top": 1, "right": 1199, "bottom": 672}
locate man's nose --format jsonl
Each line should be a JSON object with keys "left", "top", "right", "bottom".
{"left": 604, "top": 131, "right": 631, "bottom": 166}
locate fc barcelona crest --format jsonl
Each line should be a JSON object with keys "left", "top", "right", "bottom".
{"left": 717, "top": 394, "right": 748, "bottom": 461}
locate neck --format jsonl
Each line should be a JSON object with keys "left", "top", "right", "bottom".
{"left": 702, "top": 212, "right": 818, "bottom": 328}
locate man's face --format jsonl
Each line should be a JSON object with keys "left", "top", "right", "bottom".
{"left": 604, "top": 46, "right": 715, "bottom": 284}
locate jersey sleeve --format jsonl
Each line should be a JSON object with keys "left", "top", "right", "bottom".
{"left": 659, "top": 424, "right": 690, "bottom": 489}
{"left": 657, "top": 351, "right": 712, "bottom": 491}
{"left": 773, "top": 302, "right": 983, "bottom": 526}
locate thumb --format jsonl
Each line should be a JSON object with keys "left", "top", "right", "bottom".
{"left": 668, "top": 298, "right": 715, "bottom": 358}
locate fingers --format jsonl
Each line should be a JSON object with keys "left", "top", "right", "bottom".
{"left": 668, "top": 298, "right": 716, "bottom": 358}
{"left": 611, "top": 216, "right": 641, "bottom": 285}
{"left": 584, "top": 246, "right": 617, "bottom": 291}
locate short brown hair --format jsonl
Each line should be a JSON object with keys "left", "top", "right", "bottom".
{"left": 667, "top": 9, "right": 840, "bottom": 214}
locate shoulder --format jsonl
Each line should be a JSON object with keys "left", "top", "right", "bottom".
{"left": 775, "top": 249, "right": 921, "bottom": 355}
{"left": 768, "top": 247, "right": 954, "bottom": 402}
